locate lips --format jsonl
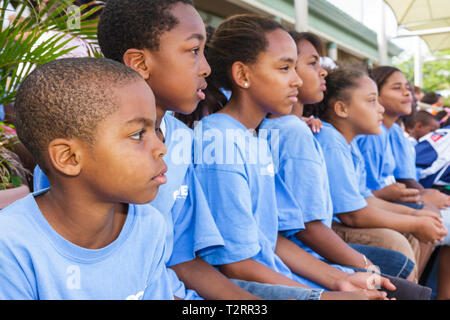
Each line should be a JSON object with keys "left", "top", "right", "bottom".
{"left": 197, "top": 82, "right": 207, "bottom": 101}
{"left": 320, "top": 82, "right": 327, "bottom": 91}
{"left": 287, "top": 90, "right": 299, "bottom": 102}
{"left": 151, "top": 164, "right": 168, "bottom": 185}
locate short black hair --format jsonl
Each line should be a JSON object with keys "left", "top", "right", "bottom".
{"left": 405, "top": 110, "right": 438, "bottom": 130}
{"left": 14, "top": 58, "right": 142, "bottom": 174}
{"left": 421, "top": 92, "right": 442, "bottom": 105}
{"left": 97, "top": 0, "right": 194, "bottom": 62}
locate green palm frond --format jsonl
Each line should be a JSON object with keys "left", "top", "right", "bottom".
{"left": 0, "top": 0, "right": 103, "bottom": 105}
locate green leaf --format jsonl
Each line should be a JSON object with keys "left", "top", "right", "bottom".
{"left": 11, "top": 175, "right": 21, "bottom": 187}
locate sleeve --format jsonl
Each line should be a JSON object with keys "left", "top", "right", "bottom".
{"left": 391, "top": 131, "right": 417, "bottom": 180}
{"left": 279, "top": 157, "right": 329, "bottom": 224}
{"left": 0, "top": 241, "right": 36, "bottom": 299}
{"left": 168, "top": 166, "right": 224, "bottom": 267}
{"left": 193, "top": 165, "right": 261, "bottom": 266}
{"left": 321, "top": 146, "right": 368, "bottom": 214}
{"left": 356, "top": 136, "right": 385, "bottom": 191}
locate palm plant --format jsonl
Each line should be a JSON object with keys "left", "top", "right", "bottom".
{"left": 0, "top": 0, "right": 103, "bottom": 189}
{"left": 1, "top": 0, "right": 103, "bottom": 105}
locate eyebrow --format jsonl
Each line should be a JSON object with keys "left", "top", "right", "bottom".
{"left": 279, "top": 57, "right": 296, "bottom": 64}
{"left": 185, "top": 33, "right": 205, "bottom": 41}
{"left": 125, "top": 117, "right": 154, "bottom": 128}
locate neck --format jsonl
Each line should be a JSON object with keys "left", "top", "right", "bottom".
{"left": 219, "top": 94, "right": 267, "bottom": 130}
{"left": 328, "top": 117, "right": 356, "bottom": 144}
{"left": 382, "top": 113, "right": 398, "bottom": 129}
{"left": 36, "top": 183, "right": 128, "bottom": 249}
{"left": 290, "top": 101, "right": 304, "bottom": 118}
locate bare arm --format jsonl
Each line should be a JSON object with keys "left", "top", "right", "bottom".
{"left": 275, "top": 235, "right": 395, "bottom": 296}
{"left": 337, "top": 204, "right": 446, "bottom": 244}
{"left": 295, "top": 220, "right": 369, "bottom": 269}
{"left": 170, "top": 257, "right": 262, "bottom": 300}
{"left": 217, "top": 257, "right": 310, "bottom": 289}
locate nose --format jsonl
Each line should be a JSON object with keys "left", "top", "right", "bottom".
{"left": 200, "top": 54, "right": 211, "bottom": 78}
{"left": 378, "top": 100, "right": 385, "bottom": 114}
{"left": 293, "top": 71, "right": 303, "bottom": 88}
{"left": 154, "top": 134, "right": 167, "bottom": 160}
{"left": 320, "top": 67, "right": 328, "bottom": 78}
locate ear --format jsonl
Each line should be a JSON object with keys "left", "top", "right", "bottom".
{"left": 334, "top": 100, "right": 349, "bottom": 119}
{"left": 231, "top": 61, "right": 251, "bottom": 89}
{"left": 122, "top": 48, "right": 152, "bottom": 80}
{"left": 47, "top": 138, "right": 83, "bottom": 177}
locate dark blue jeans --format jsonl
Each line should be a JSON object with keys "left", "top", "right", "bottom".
{"left": 348, "top": 243, "right": 415, "bottom": 279}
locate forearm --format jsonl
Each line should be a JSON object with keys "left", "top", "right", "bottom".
{"left": 275, "top": 234, "right": 346, "bottom": 290}
{"left": 338, "top": 205, "right": 419, "bottom": 235}
{"left": 170, "top": 257, "right": 261, "bottom": 300}
{"left": 366, "top": 196, "right": 416, "bottom": 216}
{"left": 218, "top": 257, "right": 308, "bottom": 289}
{"left": 295, "top": 221, "right": 367, "bottom": 269}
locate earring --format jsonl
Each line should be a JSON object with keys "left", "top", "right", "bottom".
{"left": 244, "top": 82, "right": 249, "bottom": 88}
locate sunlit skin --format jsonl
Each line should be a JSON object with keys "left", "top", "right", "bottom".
{"left": 331, "top": 76, "right": 385, "bottom": 144}
{"left": 122, "top": 3, "right": 211, "bottom": 129}
{"left": 290, "top": 40, "right": 327, "bottom": 122}
{"left": 220, "top": 28, "right": 302, "bottom": 129}
{"left": 35, "top": 80, "right": 167, "bottom": 250}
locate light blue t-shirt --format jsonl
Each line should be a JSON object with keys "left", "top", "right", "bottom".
{"left": 388, "top": 123, "right": 417, "bottom": 181}
{"left": 193, "top": 113, "right": 328, "bottom": 289}
{"left": 315, "top": 122, "right": 369, "bottom": 215}
{"left": 260, "top": 116, "right": 332, "bottom": 244}
{"left": 32, "top": 113, "right": 224, "bottom": 300}
{"left": 260, "top": 116, "right": 355, "bottom": 275}
{"left": 355, "top": 124, "right": 396, "bottom": 191}
{"left": 0, "top": 190, "right": 173, "bottom": 300}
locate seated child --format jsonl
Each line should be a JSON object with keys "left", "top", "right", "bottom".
{"left": 405, "top": 110, "right": 441, "bottom": 145}
{"left": 260, "top": 31, "right": 416, "bottom": 283}
{"left": 193, "top": 14, "right": 395, "bottom": 300}
{"left": 314, "top": 67, "right": 446, "bottom": 282}
{"left": 0, "top": 58, "right": 173, "bottom": 299}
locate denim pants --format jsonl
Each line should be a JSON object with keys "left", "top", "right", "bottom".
{"left": 232, "top": 279, "right": 323, "bottom": 300}
{"left": 348, "top": 243, "right": 415, "bottom": 279}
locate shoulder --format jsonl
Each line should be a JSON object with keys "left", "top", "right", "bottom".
{"left": 0, "top": 195, "right": 41, "bottom": 250}
{"left": 315, "top": 122, "right": 346, "bottom": 150}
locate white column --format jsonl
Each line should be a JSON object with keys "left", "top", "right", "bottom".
{"left": 327, "top": 42, "right": 338, "bottom": 61}
{"left": 414, "top": 37, "right": 424, "bottom": 87}
{"left": 377, "top": 0, "right": 388, "bottom": 65}
{"left": 294, "top": 0, "right": 308, "bottom": 32}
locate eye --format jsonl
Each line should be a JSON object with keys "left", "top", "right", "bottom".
{"left": 191, "top": 47, "right": 200, "bottom": 55}
{"left": 280, "top": 65, "right": 290, "bottom": 71}
{"left": 130, "top": 129, "right": 146, "bottom": 141}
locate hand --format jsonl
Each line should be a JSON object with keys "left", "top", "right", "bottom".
{"left": 378, "top": 183, "right": 421, "bottom": 203}
{"left": 412, "top": 216, "right": 448, "bottom": 244}
{"left": 334, "top": 272, "right": 396, "bottom": 300}
{"left": 414, "top": 208, "right": 443, "bottom": 223}
{"left": 303, "top": 116, "right": 323, "bottom": 133}
{"left": 420, "top": 189, "right": 450, "bottom": 209}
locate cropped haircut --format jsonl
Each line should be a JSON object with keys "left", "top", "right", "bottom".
{"left": 97, "top": 0, "right": 193, "bottom": 62}
{"left": 316, "top": 67, "right": 368, "bottom": 120}
{"left": 14, "top": 58, "right": 142, "bottom": 174}
{"left": 204, "top": 14, "right": 284, "bottom": 113}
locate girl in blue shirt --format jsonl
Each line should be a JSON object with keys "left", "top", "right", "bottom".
{"left": 260, "top": 31, "right": 417, "bottom": 283}
{"left": 314, "top": 67, "right": 446, "bottom": 284}
{"left": 193, "top": 14, "right": 395, "bottom": 300}
{"left": 357, "top": 66, "right": 450, "bottom": 209}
